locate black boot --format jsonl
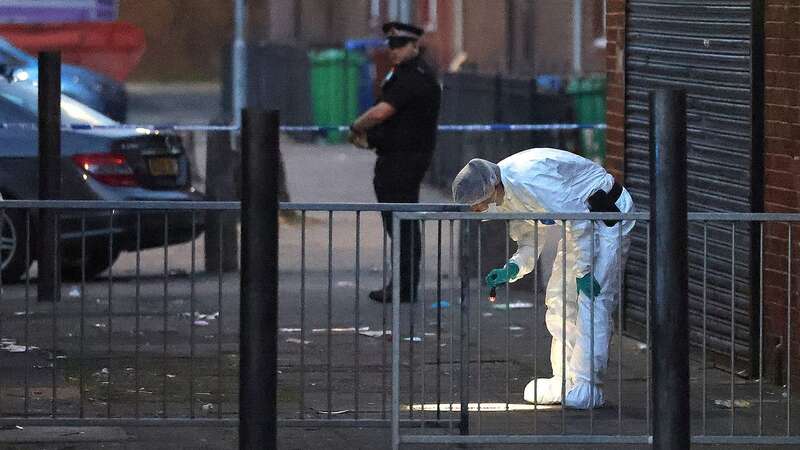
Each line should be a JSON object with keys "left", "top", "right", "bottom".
{"left": 368, "top": 283, "right": 392, "bottom": 303}
{"left": 368, "top": 282, "right": 417, "bottom": 303}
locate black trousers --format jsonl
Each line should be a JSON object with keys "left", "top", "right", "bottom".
{"left": 373, "top": 152, "right": 431, "bottom": 296}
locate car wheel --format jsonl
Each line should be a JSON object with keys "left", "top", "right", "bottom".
{"left": 61, "top": 244, "right": 122, "bottom": 282}
{"left": 1, "top": 209, "right": 33, "bottom": 283}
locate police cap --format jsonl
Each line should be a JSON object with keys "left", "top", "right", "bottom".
{"left": 382, "top": 21, "right": 424, "bottom": 39}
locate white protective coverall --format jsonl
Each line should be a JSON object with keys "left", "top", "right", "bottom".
{"left": 495, "top": 148, "right": 635, "bottom": 409}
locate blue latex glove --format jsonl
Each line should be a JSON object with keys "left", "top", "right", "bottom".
{"left": 576, "top": 273, "right": 601, "bottom": 299}
{"left": 486, "top": 262, "right": 520, "bottom": 288}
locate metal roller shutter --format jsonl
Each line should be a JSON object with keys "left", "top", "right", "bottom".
{"left": 623, "top": 0, "right": 762, "bottom": 368}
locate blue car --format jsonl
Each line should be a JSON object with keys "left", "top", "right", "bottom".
{"left": 0, "top": 37, "right": 127, "bottom": 122}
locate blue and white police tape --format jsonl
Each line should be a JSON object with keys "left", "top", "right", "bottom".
{"left": 281, "top": 123, "right": 606, "bottom": 132}
{"left": 0, "top": 122, "right": 605, "bottom": 132}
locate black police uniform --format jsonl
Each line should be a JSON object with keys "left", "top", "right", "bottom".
{"left": 368, "top": 55, "right": 441, "bottom": 301}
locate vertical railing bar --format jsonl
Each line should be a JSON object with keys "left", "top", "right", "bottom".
{"left": 561, "top": 220, "right": 567, "bottom": 434}
{"left": 134, "top": 212, "right": 141, "bottom": 419}
{"left": 107, "top": 211, "right": 113, "bottom": 418}
{"left": 0, "top": 209, "right": 3, "bottom": 417}
{"left": 381, "top": 228, "right": 388, "bottom": 420}
{"left": 326, "top": 210, "right": 333, "bottom": 420}
{"left": 216, "top": 215, "right": 223, "bottom": 420}
{"left": 79, "top": 212, "right": 86, "bottom": 418}
{"left": 189, "top": 211, "right": 197, "bottom": 418}
{"left": 162, "top": 212, "right": 169, "bottom": 418}
{"left": 533, "top": 220, "right": 539, "bottom": 433}
{"left": 409, "top": 218, "right": 416, "bottom": 420}
{"left": 23, "top": 210, "right": 31, "bottom": 416}
{"left": 354, "top": 211, "right": 361, "bottom": 419}
{"left": 730, "top": 222, "right": 736, "bottom": 436}
{"left": 476, "top": 221, "right": 482, "bottom": 434}
{"left": 703, "top": 221, "right": 708, "bottom": 436}
{"left": 787, "top": 223, "right": 792, "bottom": 436}
{"left": 617, "top": 217, "right": 623, "bottom": 435}
{"left": 391, "top": 215, "right": 402, "bottom": 449}
{"left": 51, "top": 211, "right": 57, "bottom": 418}
{"left": 590, "top": 220, "right": 596, "bottom": 433}
{"left": 646, "top": 221, "right": 651, "bottom": 435}
{"left": 420, "top": 219, "right": 427, "bottom": 427}
{"left": 299, "top": 211, "right": 307, "bottom": 420}
{"left": 436, "top": 220, "right": 442, "bottom": 421}
{"left": 458, "top": 218, "right": 470, "bottom": 436}
{"left": 758, "top": 221, "right": 764, "bottom": 436}
{"left": 449, "top": 220, "right": 455, "bottom": 430}
{"left": 505, "top": 219, "right": 511, "bottom": 430}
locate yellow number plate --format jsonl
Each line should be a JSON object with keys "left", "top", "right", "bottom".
{"left": 148, "top": 157, "right": 178, "bottom": 176}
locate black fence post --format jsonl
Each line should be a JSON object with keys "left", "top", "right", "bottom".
{"left": 649, "top": 89, "right": 689, "bottom": 450}
{"left": 38, "top": 52, "right": 61, "bottom": 303}
{"left": 239, "top": 109, "right": 279, "bottom": 449}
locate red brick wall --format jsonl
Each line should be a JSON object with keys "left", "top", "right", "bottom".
{"left": 762, "top": 0, "right": 800, "bottom": 385}
{"left": 605, "top": 0, "right": 625, "bottom": 180}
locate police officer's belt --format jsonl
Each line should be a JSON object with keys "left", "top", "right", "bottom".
{"left": 587, "top": 182, "right": 623, "bottom": 227}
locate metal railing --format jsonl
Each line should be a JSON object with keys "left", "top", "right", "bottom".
{"left": 390, "top": 211, "right": 800, "bottom": 448}
{"left": 0, "top": 200, "right": 463, "bottom": 429}
{"left": 1, "top": 201, "right": 797, "bottom": 447}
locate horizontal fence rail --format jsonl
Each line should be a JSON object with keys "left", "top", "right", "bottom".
{"left": 390, "top": 211, "right": 800, "bottom": 448}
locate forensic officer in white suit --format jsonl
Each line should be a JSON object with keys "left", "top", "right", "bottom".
{"left": 452, "top": 148, "right": 635, "bottom": 409}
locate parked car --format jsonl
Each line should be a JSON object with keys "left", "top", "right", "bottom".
{"left": 0, "top": 77, "right": 203, "bottom": 282}
{"left": 0, "top": 37, "right": 127, "bottom": 122}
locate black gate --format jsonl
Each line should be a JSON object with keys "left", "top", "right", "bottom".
{"left": 623, "top": 0, "right": 764, "bottom": 369}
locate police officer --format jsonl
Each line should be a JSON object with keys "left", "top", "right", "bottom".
{"left": 348, "top": 22, "right": 441, "bottom": 302}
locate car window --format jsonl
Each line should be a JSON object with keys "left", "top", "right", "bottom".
{"left": 0, "top": 39, "right": 32, "bottom": 66}
{"left": 0, "top": 79, "right": 116, "bottom": 126}
{"left": 0, "top": 50, "right": 26, "bottom": 67}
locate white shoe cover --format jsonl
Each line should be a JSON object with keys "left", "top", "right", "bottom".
{"left": 563, "top": 382, "right": 605, "bottom": 409}
{"left": 523, "top": 377, "right": 566, "bottom": 405}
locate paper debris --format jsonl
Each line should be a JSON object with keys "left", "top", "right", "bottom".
{"left": 194, "top": 312, "right": 219, "bottom": 321}
{"left": 68, "top": 286, "right": 81, "bottom": 298}
{"left": 336, "top": 281, "right": 355, "bottom": 288}
{"left": 403, "top": 337, "right": 423, "bottom": 342}
{"left": 2, "top": 344, "right": 28, "bottom": 353}
{"left": 280, "top": 328, "right": 302, "bottom": 333}
{"left": 193, "top": 320, "right": 209, "bottom": 327}
{"left": 315, "top": 409, "right": 350, "bottom": 415}
{"left": 359, "top": 330, "right": 390, "bottom": 338}
{"left": 491, "top": 302, "right": 534, "bottom": 310}
{"left": 312, "top": 326, "right": 369, "bottom": 334}
{"left": 286, "top": 338, "right": 312, "bottom": 345}
{"left": 508, "top": 326, "right": 524, "bottom": 331}
{"left": 714, "top": 399, "right": 751, "bottom": 409}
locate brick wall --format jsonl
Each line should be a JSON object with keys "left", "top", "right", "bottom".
{"left": 762, "top": 0, "right": 800, "bottom": 385}
{"left": 604, "top": 0, "right": 625, "bottom": 180}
